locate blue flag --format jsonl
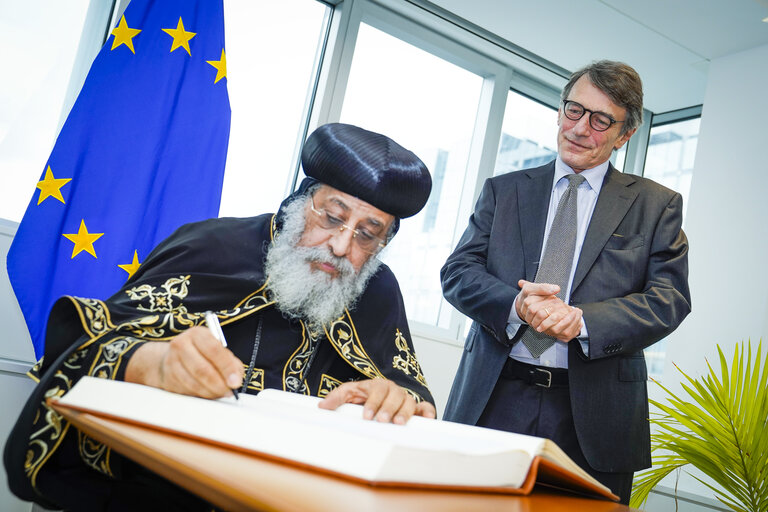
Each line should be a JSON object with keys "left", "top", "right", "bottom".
{"left": 7, "top": 0, "right": 231, "bottom": 359}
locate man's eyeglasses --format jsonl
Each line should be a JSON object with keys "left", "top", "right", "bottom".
{"left": 562, "top": 100, "right": 624, "bottom": 132}
{"left": 309, "top": 198, "right": 387, "bottom": 254}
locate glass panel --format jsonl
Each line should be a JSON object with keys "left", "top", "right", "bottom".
{"left": 645, "top": 337, "right": 669, "bottom": 379}
{"left": 220, "top": 0, "right": 329, "bottom": 217}
{"left": 0, "top": 0, "right": 92, "bottom": 222}
{"left": 642, "top": 116, "right": 700, "bottom": 379}
{"left": 642, "top": 117, "right": 699, "bottom": 221}
{"left": 0, "top": 0, "right": 330, "bottom": 223}
{"left": 340, "top": 23, "right": 483, "bottom": 329}
{"left": 612, "top": 145, "right": 627, "bottom": 172}
{"left": 494, "top": 90, "right": 557, "bottom": 176}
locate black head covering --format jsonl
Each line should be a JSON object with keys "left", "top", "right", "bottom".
{"left": 300, "top": 123, "right": 432, "bottom": 219}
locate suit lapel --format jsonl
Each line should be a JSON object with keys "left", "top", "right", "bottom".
{"left": 571, "top": 166, "right": 638, "bottom": 293}
{"left": 518, "top": 163, "right": 555, "bottom": 281}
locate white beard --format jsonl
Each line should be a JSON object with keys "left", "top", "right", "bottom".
{"left": 264, "top": 196, "right": 381, "bottom": 327}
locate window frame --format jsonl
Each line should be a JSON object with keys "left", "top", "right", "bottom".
{"left": 0, "top": 0, "right": 121, "bottom": 226}
{"left": 637, "top": 104, "right": 701, "bottom": 379}
{"left": 310, "top": 0, "right": 577, "bottom": 345}
{"left": 6, "top": 0, "right": 703, "bottom": 347}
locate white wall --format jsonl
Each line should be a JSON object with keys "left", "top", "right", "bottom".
{"left": 411, "top": 335, "right": 462, "bottom": 416}
{"left": 650, "top": 42, "right": 768, "bottom": 499}
{"left": 410, "top": 43, "right": 768, "bottom": 507}
{"left": 0, "top": 223, "right": 36, "bottom": 363}
{"left": 661, "top": 41, "right": 768, "bottom": 396}
{"left": 0, "top": 223, "right": 40, "bottom": 512}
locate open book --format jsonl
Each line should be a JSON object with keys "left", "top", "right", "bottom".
{"left": 53, "top": 377, "right": 618, "bottom": 500}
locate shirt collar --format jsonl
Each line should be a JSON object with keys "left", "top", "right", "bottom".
{"left": 554, "top": 156, "right": 610, "bottom": 195}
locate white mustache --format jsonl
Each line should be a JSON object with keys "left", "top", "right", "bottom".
{"left": 263, "top": 194, "right": 381, "bottom": 327}
{"left": 300, "top": 246, "right": 356, "bottom": 278}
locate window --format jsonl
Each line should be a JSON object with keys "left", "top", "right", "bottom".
{"left": 642, "top": 114, "right": 700, "bottom": 378}
{"left": 0, "top": 1, "right": 330, "bottom": 223}
{"left": 339, "top": 23, "right": 483, "bottom": 330}
{"left": 612, "top": 145, "right": 627, "bottom": 172}
{"left": 495, "top": 90, "right": 557, "bottom": 176}
{"left": 0, "top": 0, "right": 98, "bottom": 222}
{"left": 219, "top": 0, "right": 330, "bottom": 217}
{"left": 642, "top": 117, "right": 700, "bottom": 221}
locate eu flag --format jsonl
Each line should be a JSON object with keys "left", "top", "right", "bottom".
{"left": 6, "top": 0, "right": 231, "bottom": 359}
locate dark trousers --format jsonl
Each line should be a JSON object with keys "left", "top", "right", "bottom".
{"left": 477, "top": 359, "right": 633, "bottom": 505}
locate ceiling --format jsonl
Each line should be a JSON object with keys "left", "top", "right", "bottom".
{"left": 428, "top": 0, "right": 768, "bottom": 113}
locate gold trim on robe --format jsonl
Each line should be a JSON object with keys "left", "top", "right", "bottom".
{"left": 24, "top": 276, "right": 275, "bottom": 491}
{"left": 318, "top": 374, "right": 343, "bottom": 397}
{"left": 324, "top": 310, "right": 385, "bottom": 380}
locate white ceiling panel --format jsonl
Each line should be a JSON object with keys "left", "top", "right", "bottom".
{"left": 428, "top": 0, "right": 768, "bottom": 113}
{"left": 598, "top": 0, "right": 768, "bottom": 59}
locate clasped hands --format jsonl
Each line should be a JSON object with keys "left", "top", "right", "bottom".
{"left": 516, "top": 280, "right": 583, "bottom": 342}
{"left": 124, "top": 326, "right": 435, "bottom": 424}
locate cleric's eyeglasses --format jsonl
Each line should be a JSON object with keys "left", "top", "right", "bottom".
{"left": 309, "top": 198, "right": 387, "bottom": 254}
{"left": 562, "top": 100, "right": 624, "bottom": 132}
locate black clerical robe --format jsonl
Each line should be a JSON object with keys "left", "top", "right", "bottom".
{"left": 4, "top": 214, "right": 433, "bottom": 511}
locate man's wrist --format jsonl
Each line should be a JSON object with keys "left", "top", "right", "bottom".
{"left": 508, "top": 295, "right": 524, "bottom": 325}
{"left": 506, "top": 297, "right": 525, "bottom": 339}
{"left": 577, "top": 316, "right": 589, "bottom": 357}
{"left": 124, "top": 341, "right": 166, "bottom": 387}
{"left": 579, "top": 317, "right": 589, "bottom": 339}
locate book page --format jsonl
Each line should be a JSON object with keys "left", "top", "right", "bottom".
{"left": 538, "top": 440, "right": 606, "bottom": 489}
{"left": 252, "top": 387, "right": 608, "bottom": 493}
{"left": 56, "top": 377, "right": 596, "bottom": 489}
{"left": 59, "top": 378, "right": 393, "bottom": 481}
{"left": 247, "top": 389, "right": 546, "bottom": 457}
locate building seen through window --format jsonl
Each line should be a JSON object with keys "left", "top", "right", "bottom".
{"left": 643, "top": 117, "right": 699, "bottom": 222}
{"left": 494, "top": 90, "right": 557, "bottom": 177}
{"left": 340, "top": 23, "right": 483, "bottom": 330}
{"left": 641, "top": 115, "right": 700, "bottom": 378}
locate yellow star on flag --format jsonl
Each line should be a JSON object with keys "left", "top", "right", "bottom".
{"left": 206, "top": 50, "right": 227, "bottom": 84}
{"left": 111, "top": 15, "right": 141, "bottom": 54}
{"left": 162, "top": 17, "right": 196, "bottom": 56}
{"left": 62, "top": 220, "right": 104, "bottom": 259}
{"left": 118, "top": 250, "right": 142, "bottom": 279}
{"left": 36, "top": 166, "right": 71, "bottom": 205}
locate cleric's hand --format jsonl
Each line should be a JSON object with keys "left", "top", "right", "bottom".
{"left": 318, "top": 378, "right": 436, "bottom": 425}
{"left": 517, "top": 280, "right": 583, "bottom": 342}
{"left": 125, "top": 326, "right": 244, "bottom": 398}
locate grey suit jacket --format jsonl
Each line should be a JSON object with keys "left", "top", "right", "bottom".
{"left": 441, "top": 161, "right": 691, "bottom": 473}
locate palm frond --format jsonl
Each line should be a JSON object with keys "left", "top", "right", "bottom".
{"left": 631, "top": 340, "right": 768, "bottom": 512}
{"left": 629, "top": 460, "right": 686, "bottom": 509}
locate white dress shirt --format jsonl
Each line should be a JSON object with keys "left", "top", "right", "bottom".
{"left": 506, "top": 157, "right": 609, "bottom": 368}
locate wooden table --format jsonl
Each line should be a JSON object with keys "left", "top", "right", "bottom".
{"left": 57, "top": 407, "right": 637, "bottom": 512}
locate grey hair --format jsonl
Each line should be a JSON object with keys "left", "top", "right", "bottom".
{"left": 561, "top": 60, "right": 644, "bottom": 135}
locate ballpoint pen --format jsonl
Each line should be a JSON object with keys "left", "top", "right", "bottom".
{"left": 204, "top": 311, "right": 240, "bottom": 400}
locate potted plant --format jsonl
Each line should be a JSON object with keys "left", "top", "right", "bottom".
{"left": 630, "top": 341, "right": 767, "bottom": 511}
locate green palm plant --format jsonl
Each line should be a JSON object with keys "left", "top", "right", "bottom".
{"left": 630, "top": 340, "right": 768, "bottom": 511}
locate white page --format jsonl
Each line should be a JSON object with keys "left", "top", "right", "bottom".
{"left": 58, "top": 378, "right": 548, "bottom": 487}
{"left": 252, "top": 388, "right": 546, "bottom": 457}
